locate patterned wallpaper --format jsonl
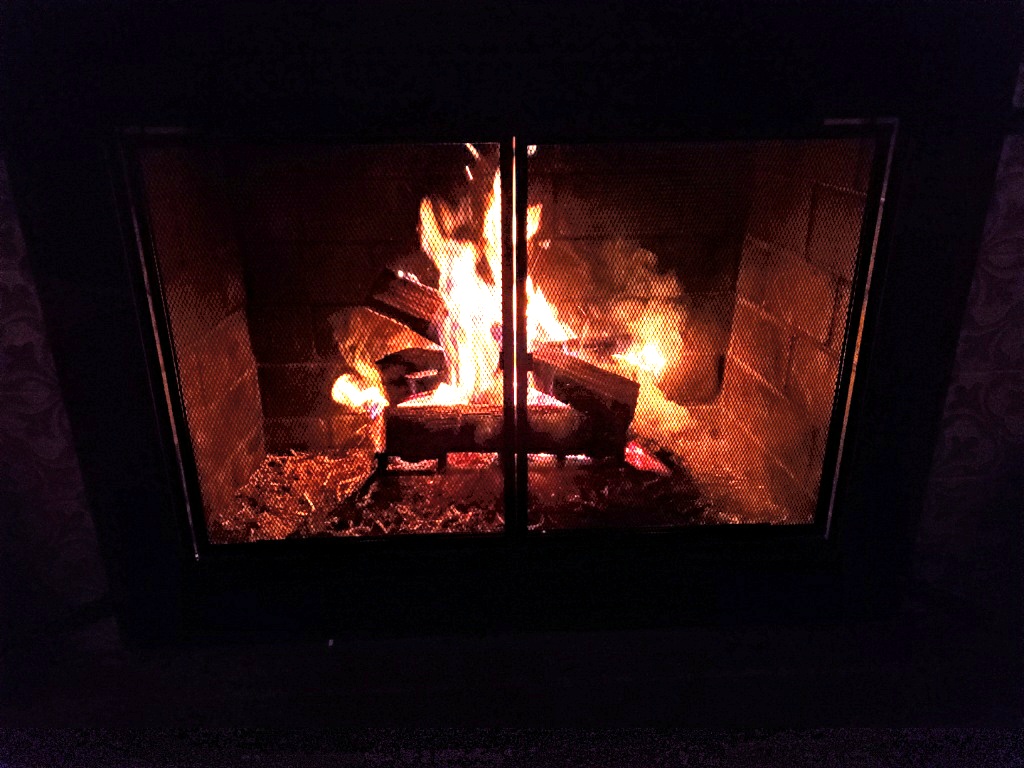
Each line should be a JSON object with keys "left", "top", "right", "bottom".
{"left": 0, "top": 117, "right": 1020, "bottom": 631}
{"left": 914, "top": 130, "right": 1024, "bottom": 615}
{"left": 0, "top": 160, "right": 108, "bottom": 630}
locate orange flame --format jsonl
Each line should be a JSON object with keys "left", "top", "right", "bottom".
{"left": 417, "top": 169, "right": 573, "bottom": 406}
{"left": 331, "top": 374, "right": 388, "bottom": 418}
{"left": 613, "top": 340, "right": 668, "bottom": 377}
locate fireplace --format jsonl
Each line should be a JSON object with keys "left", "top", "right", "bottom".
{"left": 128, "top": 131, "right": 886, "bottom": 546}
{"left": 3, "top": 1, "right": 1016, "bottom": 637}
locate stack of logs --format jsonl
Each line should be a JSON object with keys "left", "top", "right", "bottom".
{"left": 340, "top": 268, "right": 641, "bottom": 464}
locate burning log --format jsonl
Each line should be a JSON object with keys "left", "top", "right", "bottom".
{"left": 375, "top": 347, "right": 446, "bottom": 405}
{"left": 382, "top": 404, "right": 505, "bottom": 461}
{"left": 530, "top": 342, "right": 640, "bottom": 448}
{"left": 366, "top": 268, "right": 447, "bottom": 344}
{"left": 381, "top": 403, "right": 628, "bottom": 464}
{"left": 329, "top": 306, "right": 440, "bottom": 373}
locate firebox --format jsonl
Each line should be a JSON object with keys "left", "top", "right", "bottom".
{"left": 128, "top": 130, "right": 888, "bottom": 546}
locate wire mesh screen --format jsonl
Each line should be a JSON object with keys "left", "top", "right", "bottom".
{"left": 139, "top": 147, "right": 269, "bottom": 541}
{"left": 140, "top": 142, "right": 507, "bottom": 542}
{"left": 524, "top": 138, "right": 875, "bottom": 529}
{"left": 140, "top": 137, "right": 878, "bottom": 541}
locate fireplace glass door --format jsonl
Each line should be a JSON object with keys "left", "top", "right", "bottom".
{"left": 131, "top": 133, "right": 885, "bottom": 544}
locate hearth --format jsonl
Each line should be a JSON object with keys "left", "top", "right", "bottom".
{"left": 128, "top": 131, "right": 886, "bottom": 545}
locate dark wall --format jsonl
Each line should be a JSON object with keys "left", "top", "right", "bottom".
{"left": 913, "top": 126, "right": 1024, "bottom": 631}
{"left": 0, "top": 161, "right": 108, "bottom": 639}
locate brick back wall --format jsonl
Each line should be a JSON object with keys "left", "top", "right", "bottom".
{"left": 222, "top": 144, "right": 469, "bottom": 452}
{"left": 715, "top": 138, "right": 873, "bottom": 522}
{"left": 528, "top": 144, "right": 754, "bottom": 403}
{"left": 139, "top": 148, "right": 265, "bottom": 528}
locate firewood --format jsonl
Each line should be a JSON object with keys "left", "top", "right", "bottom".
{"left": 499, "top": 335, "right": 632, "bottom": 370}
{"left": 329, "top": 306, "right": 440, "bottom": 386}
{"left": 383, "top": 404, "right": 505, "bottom": 460}
{"left": 365, "top": 268, "right": 447, "bottom": 344}
{"left": 382, "top": 403, "right": 628, "bottom": 463}
{"left": 529, "top": 342, "right": 640, "bottom": 446}
{"left": 375, "top": 347, "right": 446, "bottom": 405}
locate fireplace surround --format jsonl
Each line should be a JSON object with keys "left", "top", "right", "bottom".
{"left": 2, "top": 1, "right": 1018, "bottom": 639}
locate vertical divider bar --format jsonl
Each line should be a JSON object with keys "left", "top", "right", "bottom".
{"left": 513, "top": 139, "right": 530, "bottom": 536}
{"left": 499, "top": 139, "right": 518, "bottom": 535}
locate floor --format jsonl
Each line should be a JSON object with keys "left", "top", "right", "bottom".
{"left": 1, "top": 585, "right": 1019, "bottom": 731}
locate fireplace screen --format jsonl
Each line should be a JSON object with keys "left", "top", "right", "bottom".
{"left": 133, "top": 133, "right": 883, "bottom": 543}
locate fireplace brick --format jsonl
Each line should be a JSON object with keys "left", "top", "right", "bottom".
{"left": 194, "top": 312, "right": 261, "bottom": 401}
{"left": 238, "top": 186, "right": 302, "bottom": 242}
{"left": 723, "top": 360, "right": 818, "bottom": 484}
{"left": 257, "top": 364, "right": 332, "bottom": 419}
{"left": 807, "top": 186, "right": 867, "bottom": 281}
{"left": 730, "top": 298, "right": 791, "bottom": 390}
{"left": 248, "top": 306, "right": 316, "bottom": 364}
{"left": 736, "top": 238, "right": 773, "bottom": 304}
{"left": 555, "top": 178, "right": 704, "bottom": 238}
{"left": 264, "top": 417, "right": 331, "bottom": 452}
{"left": 243, "top": 241, "right": 308, "bottom": 307}
{"left": 163, "top": 249, "right": 246, "bottom": 340}
{"left": 755, "top": 139, "right": 872, "bottom": 195}
{"left": 193, "top": 374, "right": 263, "bottom": 468}
{"left": 311, "top": 306, "right": 344, "bottom": 359}
{"left": 301, "top": 243, "right": 381, "bottom": 305}
{"left": 788, "top": 335, "right": 841, "bottom": 425}
{"left": 830, "top": 280, "right": 853, "bottom": 351}
{"left": 762, "top": 251, "right": 836, "bottom": 343}
{"left": 226, "top": 424, "right": 265, "bottom": 490}
{"left": 761, "top": 453, "right": 817, "bottom": 522}
{"left": 298, "top": 175, "right": 420, "bottom": 243}
{"left": 141, "top": 147, "right": 269, "bottom": 526}
{"left": 715, "top": 412, "right": 815, "bottom": 523}
{"left": 748, "top": 173, "right": 812, "bottom": 256}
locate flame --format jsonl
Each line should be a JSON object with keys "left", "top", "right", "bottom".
{"left": 613, "top": 340, "right": 668, "bottom": 377}
{"left": 333, "top": 156, "right": 687, "bottom": 435}
{"left": 331, "top": 374, "right": 388, "bottom": 419}
{"left": 418, "top": 168, "right": 573, "bottom": 405}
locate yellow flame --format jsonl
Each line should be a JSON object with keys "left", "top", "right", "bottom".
{"left": 614, "top": 340, "right": 668, "bottom": 377}
{"left": 331, "top": 374, "right": 388, "bottom": 417}
{"left": 418, "top": 169, "right": 573, "bottom": 405}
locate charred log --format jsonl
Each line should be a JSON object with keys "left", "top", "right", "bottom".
{"left": 375, "top": 347, "right": 446, "bottom": 405}
{"left": 329, "top": 306, "right": 439, "bottom": 374}
{"left": 366, "top": 268, "right": 447, "bottom": 344}
{"left": 382, "top": 403, "right": 627, "bottom": 463}
{"left": 529, "top": 342, "right": 640, "bottom": 447}
{"left": 556, "top": 334, "right": 633, "bottom": 356}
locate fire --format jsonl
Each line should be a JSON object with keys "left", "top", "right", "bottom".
{"left": 613, "top": 340, "right": 668, "bottom": 377}
{"left": 331, "top": 374, "right": 388, "bottom": 419}
{"left": 417, "top": 166, "right": 573, "bottom": 405}
{"left": 332, "top": 148, "right": 688, "bottom": 428}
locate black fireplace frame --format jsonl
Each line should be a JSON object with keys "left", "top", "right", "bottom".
{"left": 2, "top": 0, "right": 1018, "bottom": 640}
